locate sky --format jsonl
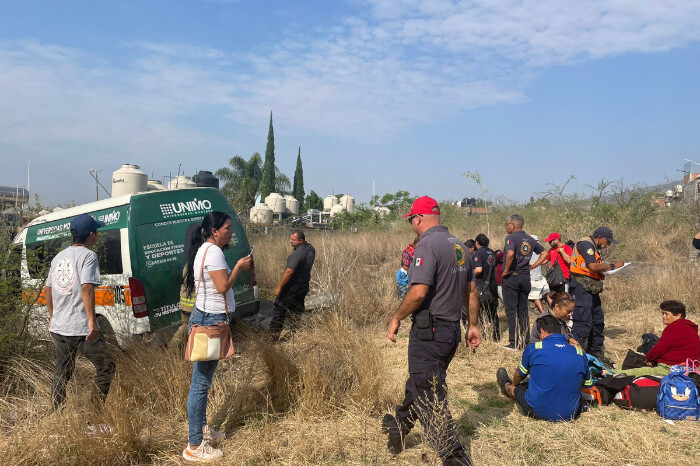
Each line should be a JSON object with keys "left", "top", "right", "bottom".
{"left": 1, "top": 0, "right": 700, "bottom": 207}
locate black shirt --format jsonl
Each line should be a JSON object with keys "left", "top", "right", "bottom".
{"left": 285, "top": 241, "right": 315, "bottom": 290}
{"left": 473, "top": 246, "right": 496, "bottom": 288}
{"left": 504, "top": 230, "right": 544, "bottom": 276}
{"left": 694, "top": 238, "right": 700, "bottom": 251}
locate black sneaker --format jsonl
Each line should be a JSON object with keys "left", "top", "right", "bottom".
{"left": 381, "top": 414, "right": 404, "bottom": 455}
{"left": 496, "top": 367, "right": 511, "bottom": 396}
{"left": 503, "top": 344, "right": 517, "bottom": 351}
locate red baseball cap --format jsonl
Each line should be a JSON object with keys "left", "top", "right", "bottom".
{"left": 402, "top": 196, "right": 440, "bottom": 218}
{"left": 544, "top": 232, "right": 561, "bottom": 242}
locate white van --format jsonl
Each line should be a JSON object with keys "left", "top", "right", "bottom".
{"left": 14, "top": 188, "right": 259, "bottom": 347}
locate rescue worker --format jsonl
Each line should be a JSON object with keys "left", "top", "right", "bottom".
{"left": 569, "top": 227, "right": 623, "bottom": 362}
{"left": 384, "top": 196, "right": 480, "bottom": 466}
{"left": 502, "top": 214, "right": 545, "bottom": 350}
{"left": 473, "top": 233, "right": 499, "bottom": 340}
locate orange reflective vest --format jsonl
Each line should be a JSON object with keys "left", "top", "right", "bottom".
{"left": 570, "top": 237, "right": 605, "bottom": 281}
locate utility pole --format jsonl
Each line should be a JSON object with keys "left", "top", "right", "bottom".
{"left": 89, "top": 169, "right": 102, "bottom": 201}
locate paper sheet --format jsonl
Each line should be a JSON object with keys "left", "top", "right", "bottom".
{"left": 604, "top": 262, "right": 631, "bottom": 275}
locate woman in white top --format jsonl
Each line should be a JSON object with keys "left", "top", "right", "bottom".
{"left": 181, "top": 211, "right": 251, "bottom": 462}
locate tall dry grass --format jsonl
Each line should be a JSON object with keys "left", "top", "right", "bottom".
{"left": 1, "top": 222, "right": 699, "bottom": 465}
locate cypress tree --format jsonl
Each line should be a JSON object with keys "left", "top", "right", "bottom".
{"left": 259, "top": 111, "right": 276, "bottom": 199}
{"left": 292, "top": 147, "right": 305, "bottom": 210}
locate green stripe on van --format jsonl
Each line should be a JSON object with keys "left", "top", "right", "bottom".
{"left": 26, "top": 205, "right": 129, "bottom": 244}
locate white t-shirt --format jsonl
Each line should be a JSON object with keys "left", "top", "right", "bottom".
{"left": 45, "top": 246, "right": 101, "bottom": 336}
{"left": 193, "top": 243, "right": 236, "bottom": 314}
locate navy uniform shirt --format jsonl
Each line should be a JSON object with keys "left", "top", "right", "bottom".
{"left": 285, "top": 241, "right": 316, "bottom": 290}
{"left": 518, "top": 334, "right": 592, "bottom": 421}
{"left": 504, "top": 230, "right": 544, "bottom": 277}
{"left": 575, "top": 239, "right": 599, "bottom": 266}
{"left": 408, "top": 225, "right": 474, "bottom": 321}
{"left": 473, "top": 246, "right": 496, "bottom": 289}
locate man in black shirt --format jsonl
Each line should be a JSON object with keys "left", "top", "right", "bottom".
{"left": 473, "top": 233, "right": 500, "bottom": 341}
{"left": 502, "top": 214, "right": 545, "bottom": 350}
{"left": 694, "top": 232, "right": 700, "bottom": 250}
{"left": 270, "top": 230, "right": 315, "bottom": 340}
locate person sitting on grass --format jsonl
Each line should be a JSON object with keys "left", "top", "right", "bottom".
{"left": 496, "top": 315, "right": 592, "bottom": 421}
{"left": 608, "top": 300, "right": 700, "bottom": 377}
{"left": 529, "top": 292, "right": 581, "bottom": 350}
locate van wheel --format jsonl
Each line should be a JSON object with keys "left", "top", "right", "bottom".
{"left": 96, "top": 315, "right": 120, "bottom": 349}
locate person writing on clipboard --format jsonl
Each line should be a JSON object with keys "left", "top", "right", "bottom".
{"left": 569, "top": 227, "right": 623, "bottom": 365}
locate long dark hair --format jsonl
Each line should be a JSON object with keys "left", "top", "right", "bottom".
{"left": 183, "top": 211, "right": 231, "bottom": 297}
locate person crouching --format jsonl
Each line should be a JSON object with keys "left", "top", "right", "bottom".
{"left": 496, "top": 315, "right": 592, "bottom": 421}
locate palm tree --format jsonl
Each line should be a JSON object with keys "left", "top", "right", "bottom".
{"left": 216, "top": 152, "right": 291, "bottom": 213}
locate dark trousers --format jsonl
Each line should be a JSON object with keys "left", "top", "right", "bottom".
{"left": 475, "top": 283, "right": 500, "bottom": 341}
{"left": 51, "top": 332, "right": 116, "bottom": 410}
{"left": 569, "top": 278, "right": 605, "bottom": 354}
{"left": 502, "top": 273, "right": 531, "bottom": 348}
{"left": 270, "top": 285, "right": 309, "bottom": 337}
{"left": 394, "top": 319, "right": 471, "bottom": 466}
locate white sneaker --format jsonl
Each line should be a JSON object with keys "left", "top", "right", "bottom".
{"left": 182, "top": 442, "right": 223, "bottom": 462}
{"left": 202, "top": 424, "right": 226, "bottom": 443}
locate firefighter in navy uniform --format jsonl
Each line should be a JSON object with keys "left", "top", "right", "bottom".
{"left": 569, "top": 227, "right": 623, "bottom": 362}
{"left": 384, "top": 196, "right": 480, "bottom": 466}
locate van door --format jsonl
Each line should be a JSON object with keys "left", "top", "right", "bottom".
{"left": 128, "top": 188, "right": 256, "bottom": 331}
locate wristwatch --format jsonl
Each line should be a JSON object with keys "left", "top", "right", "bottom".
{"left": 609, "top": 263, "right": 616, "bottom": 270}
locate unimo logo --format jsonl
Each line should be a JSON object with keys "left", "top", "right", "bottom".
{"left": 159, "top": 198, "right": 212, "bottom": 219}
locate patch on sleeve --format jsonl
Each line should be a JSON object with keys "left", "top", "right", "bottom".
{"left": 414, "top": 257, "right": 423, "bottom": 267}
{"left": 586, "top": 248, "right": 594, "bottom": 256}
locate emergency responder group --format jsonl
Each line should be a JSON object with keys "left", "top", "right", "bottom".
{"left": 384, "top": 196, "right": 630, "bottom": 465}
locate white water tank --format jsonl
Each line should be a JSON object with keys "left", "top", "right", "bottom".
{"left": 374, "top": 206, "right": 391, "bottom": 217}
{"left": 112, "top": 164, "right": 147, "bottom": 197}
{"left": 147, "top": 180, "right": 165, "bottom": 191}
{"left": 330, "top": 204, "right": 345, "bottom": 217}
{"left": 250, "top": 204, "right": 274, "bottom": 224}
{"left": 265, "top": 193, "right": 286, "bottom": 214}
{"left": 284, "top": 195, "right": 300, "bottom": 215}
{"left": 339, "top": 194, "right": 355, "bottom": 212}
{"left": 323, "top": 195, "right": 339, "bottom": 212}
{"left": 168, "top": 176, "right": 197, "bottom": 190}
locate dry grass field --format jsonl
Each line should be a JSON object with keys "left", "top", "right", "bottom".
{"left": 1, "top": 219, "right": 699, "bottom": 465}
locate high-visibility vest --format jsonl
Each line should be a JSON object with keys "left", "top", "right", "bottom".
{"left": 570, "top": 237, "right": 605, "bottom": 281}
{"left": 179, "top": 266, "right": 195, "bottom": 312}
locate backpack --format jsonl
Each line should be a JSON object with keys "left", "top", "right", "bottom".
{"left": 656, "top": 361, "right": 700, "bottom": 421}
{"left": 613, "top": 376, "right": 662, "bottom": 411}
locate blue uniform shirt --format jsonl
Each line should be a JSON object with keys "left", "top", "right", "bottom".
{"left": 517, "top": 334, "right": 592, "bottom": 421}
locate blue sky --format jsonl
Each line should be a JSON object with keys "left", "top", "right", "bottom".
{"left": 1, "top": 0, "right": 699, "bottom": 206}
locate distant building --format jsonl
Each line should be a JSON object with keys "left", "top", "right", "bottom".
{"left": 683, "top": 161, "right": 700, "bottom": 204}
{"left": 0, "top": 185, "right": 29, "bottom": 211}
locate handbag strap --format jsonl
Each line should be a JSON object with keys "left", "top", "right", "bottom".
{"left": 195, "top": 243, "right": 230, "bottom": 317}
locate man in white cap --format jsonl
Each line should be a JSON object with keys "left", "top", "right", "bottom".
{"left": 528, "top": 235, "right": 550, "bottom": 313}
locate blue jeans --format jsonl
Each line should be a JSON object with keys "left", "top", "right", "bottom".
{"left": 187, "top": 308, "right": 232, "bottom": 445}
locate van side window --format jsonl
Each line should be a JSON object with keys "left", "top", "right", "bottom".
{"left": 26, "top": 238, "right": 65, "bottom": 279}
{"left": 94, "top": 229, "right": 123, "bottom": 275}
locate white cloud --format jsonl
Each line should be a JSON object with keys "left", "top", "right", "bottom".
{"left": 2, "top": 0, "right": 700, "bottom": 149}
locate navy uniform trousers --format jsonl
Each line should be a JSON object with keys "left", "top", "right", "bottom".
{"left": 394, "top": 318, "right": 471, "bottom": 466}
{"left": 569, "top": 277, "right": 605, "bottom": 354}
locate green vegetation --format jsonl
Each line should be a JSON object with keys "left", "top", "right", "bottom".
{"left": 293, "top": 147, "right": 305, "bottom": 211}
{"left": 259, "top": 112, "right": 277, "bottom": 200}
